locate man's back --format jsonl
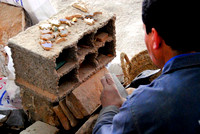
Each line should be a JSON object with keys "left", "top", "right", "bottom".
{"left": 125, "top": 53, "right": 200, "bottom": 133}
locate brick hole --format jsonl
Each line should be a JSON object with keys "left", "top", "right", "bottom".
{"left": 56, "top": 47, "right": 77, "bottom": 70}
{"left": 78, "top": 53, "right": 97, "bottom": 81}
{"left": 77, "top": 33, "right": 94, "bottom": 59}
{"left": 94, "top": 19, "right": 114, "bottom": 48}
{"left": 97, "top": 41, "right": 115, "bottom": 65}
{"left": 77, "top": 33, "right": 94, "bottom": 49}
{"left": 98, "top": 41, "right": 115, "bottom": 56}
{"left": 96, "top": 19, "right": 114, "bottom": 36}
{"left": 58, "top": 68, "right": 79, "bottom": 86}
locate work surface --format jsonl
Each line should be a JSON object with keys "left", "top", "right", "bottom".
{"left": 50, "top": 0, "right": 146, "bottom": 58}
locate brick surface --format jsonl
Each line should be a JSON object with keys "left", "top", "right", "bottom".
{"left": 65, "top": 95, "right": 84, "bottom": 119}
{"left": 66, "top": 67, "right": 108, "bottom": 116}
{"left": 59, "top": 99, "right": 78, "bottom": 127}
{"left": 20, "top": 87, "right": 60, "bottom": 126}
{"left": 53, "top": 105, "right": 71, "bottom": 130}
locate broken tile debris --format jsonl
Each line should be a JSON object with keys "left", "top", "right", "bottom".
{"left": 72, "top": 1, "right": 88, "bottom": 13}
{"left": 38, "top": 5, "right": 102, "bottom": 51}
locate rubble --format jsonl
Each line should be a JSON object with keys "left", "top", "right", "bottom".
{"left": 0, "top": 109, "right": 28, "bottom": 133}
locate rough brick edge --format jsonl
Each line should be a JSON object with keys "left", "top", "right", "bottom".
{"left": 8, "top": 42, "right": 59, "bottom": 94}
{"left": 20, "top": 87, "right": 60, "bottom": 127}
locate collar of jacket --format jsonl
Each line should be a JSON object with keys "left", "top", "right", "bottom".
{"left": 162, "top": 52, "right": 200, "bottom": 74}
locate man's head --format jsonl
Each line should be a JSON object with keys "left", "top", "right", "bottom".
{"left": 142, "top": 0, "right": 199, "bottom": 67}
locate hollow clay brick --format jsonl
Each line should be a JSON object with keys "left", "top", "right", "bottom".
{"left": 8, "top": 4, "right": 116, "bottom": 97}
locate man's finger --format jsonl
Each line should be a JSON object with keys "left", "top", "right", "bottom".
{"left": 101, "top": 76, "right": 107, "bottom": 88}
{"left": 105, "top": 73, "right": 114, "bottom": 85}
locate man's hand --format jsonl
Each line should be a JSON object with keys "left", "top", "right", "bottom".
{"left": 100, "top": 73, "right": 126, "bottom": 108}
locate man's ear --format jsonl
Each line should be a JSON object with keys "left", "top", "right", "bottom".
{"left": 151, "top": 28, "right": 162, "bottom": 49}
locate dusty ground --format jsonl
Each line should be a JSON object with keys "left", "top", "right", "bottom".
{"left": 1, "top": 0, "right": 146, "bottom": 77}
{"left": 50, "top": 0, "right": 146, "bottom": 59}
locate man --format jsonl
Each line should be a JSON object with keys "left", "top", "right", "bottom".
{"left": 93, "top": 0, "right": 200, "bottom": 133}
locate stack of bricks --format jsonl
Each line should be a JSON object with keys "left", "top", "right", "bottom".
{"left": 8, "top": 4, "right": 116, "bottom": 133}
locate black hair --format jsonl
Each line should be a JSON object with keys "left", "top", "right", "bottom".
{"left": 142, "top": 0, "right": 200, "bottom": 52}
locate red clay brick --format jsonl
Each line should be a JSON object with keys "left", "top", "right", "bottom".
{"left": 59, "top": 99, "right": 78, "bottom": 127}
{"left": 53, "top": 105, "right": 71, "bottom": 130}
{"left": 67, "top": 67, "right": 108, "bottom": 116}
{"left": 65, "top": 95, "right": 84, "bottom": 119}
{"left": 20, "top": 87, "right": 60, "bottom": 126}
{"left": 0, "top": 3, "right": 27, "bottom": 76}
{"left": 0, "top": 3, "right": 25, "bottom": 46}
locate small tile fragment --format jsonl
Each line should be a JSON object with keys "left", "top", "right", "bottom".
{"left": 72, "top": 17, "right": 77, "bottom": 22}
{"left": 93, "top": 12, "right": 102, "bottom": 16}
{"left": 39, "top": 40, "right": 46, "bottom": 45}
{"left": 41, "top": 29, "right": 53, "bottom": 34}
{"left": 41, "top": 42, "right": 53, "bottom": 51}
{"left": 84, "top": 18, "right": 95, "bottom": 25}
{"left": 52, "top": 26, "right": 58, "bottom": 32}
{"left": 71, "top": 14, "right": 83, "bottom": 19}
{"left": 49, "top": 19, "right": 61, "bottom": 27}
{"left": 59, "top": 19, "right": 72, "bottom": 26}
{"left": 72, "top": 2, "right": 88, "bottom": 13}
{"left": 55, "top": 37, "right": 66, "bottom": 44}
{"left": 40, "top": 34, "right": 54, "bottom": 41}
{"left": 59, "top": 29, "right": 69, "bottom": 37}
{"left": 58, "top": 25, "right": 65, "bottom": 32}
{"left": 85, "top": 13, "right": 94, "bottom": 19}
{"left": 39, "top": 23, "right": 52, "bottom": 30}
